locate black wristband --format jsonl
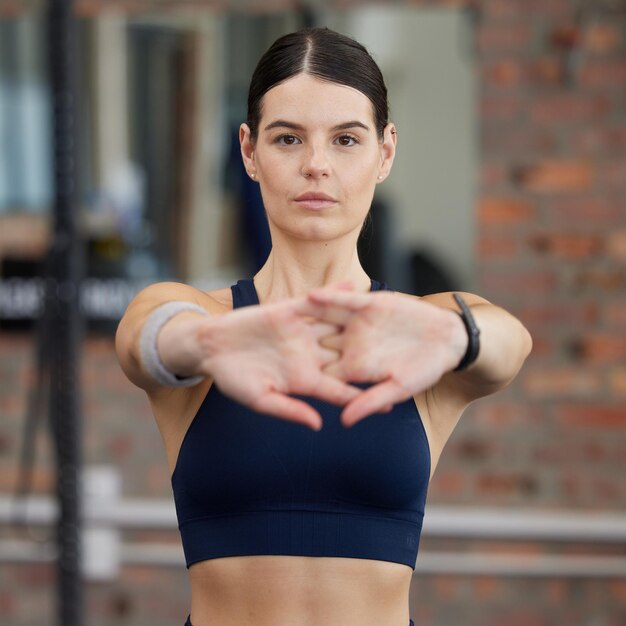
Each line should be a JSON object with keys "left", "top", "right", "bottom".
{"left": 452, "top": 293, "right": 480, "bottom": 371}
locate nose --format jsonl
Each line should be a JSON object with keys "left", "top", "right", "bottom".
{"left": 300, "top": 144, "right": 330, "bottom": 179}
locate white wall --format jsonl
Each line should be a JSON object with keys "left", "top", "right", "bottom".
{"left": 326, "top": 6, "right": 478, "bottom": 290}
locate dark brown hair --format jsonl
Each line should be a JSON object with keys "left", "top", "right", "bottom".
{"left": 247, "top": 27, "right": 389, "bottom": 141}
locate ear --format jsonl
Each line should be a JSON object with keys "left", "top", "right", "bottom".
{"left": 239, "top": 123, "right": 256, "bottom": 177}
{"left": 377, "top": 122, "right": 397, "bottom": 184}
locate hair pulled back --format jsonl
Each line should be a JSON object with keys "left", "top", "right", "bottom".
{"left": 247, "top": 27, "right": 389, "bottom": 141}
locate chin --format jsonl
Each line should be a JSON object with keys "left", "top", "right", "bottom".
{"left": 292, "top": 227, "right": 338, "bottom": 242}
{"left": 269, "top": 214, "right": 363, "bottom": 243}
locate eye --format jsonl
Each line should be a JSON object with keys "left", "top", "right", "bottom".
{"left": 335, "top": 134, "right": 359, "bottom": 147}
{"left": 275, "top": 134, "right": 301, "bottom": 145}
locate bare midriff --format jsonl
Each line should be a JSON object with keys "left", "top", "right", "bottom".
{"left": 187, "top": 554, "right": 413, "bottom": 626}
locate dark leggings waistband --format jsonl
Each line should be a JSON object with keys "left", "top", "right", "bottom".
{"left": 185, "top": 617, "right": 414, "bottom": 625}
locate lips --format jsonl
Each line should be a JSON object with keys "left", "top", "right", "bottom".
{"left": 294, "top": 192, "right": 338, "bottom": 209}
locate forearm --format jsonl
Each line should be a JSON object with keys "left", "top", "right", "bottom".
{"left": 155, "top": 311, "right": 214, "bottom": 379}
{"left": 422, "top": 290, "right": 532, "bottom": 389}
{"left": 121, "top": 306, "right": 214, "bottom": 391}
{"left": 115, "top": 282, "right": 218, "bottom": 391}
{"left": 457, "top": 302, "right": 532, "bottom": 387}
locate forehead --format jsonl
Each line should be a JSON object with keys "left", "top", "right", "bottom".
{"left": 260, "top": 73, "right": 376, "bottom": 129}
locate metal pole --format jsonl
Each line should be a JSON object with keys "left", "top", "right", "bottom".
{"left": 46, "top": 1, "right": 84, "bottom": 625}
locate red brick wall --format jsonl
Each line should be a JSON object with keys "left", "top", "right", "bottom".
{"left": 446, "top": 0, "right": 626, "bottom": 511}
{"left": 414, "top": 2, "right": 625, "bottom": 621}
{"left": 1, "top": 1, "right": 625, "bottom": 625}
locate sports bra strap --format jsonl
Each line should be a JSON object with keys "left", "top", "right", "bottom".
{"left": 370, "top": 279, "right": 389, "bottom": 292}
{"left": 231, "top": 279, "right": 260, "bottom": 308}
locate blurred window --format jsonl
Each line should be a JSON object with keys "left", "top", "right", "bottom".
{"left": 0, "top": 16, "right": 52, "bottom": 213}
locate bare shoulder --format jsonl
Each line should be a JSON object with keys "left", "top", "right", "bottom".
{"left": 204, "top": 285, "right": 235, "bottom": 314}
{"left": 125, "top": 281, "right": 233, "bottom": 316}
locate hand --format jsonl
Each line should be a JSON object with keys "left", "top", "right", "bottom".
{"left": 197, "top": 297, "right": 360, "bottom": 430}
{"left": 308, "top": 288, "right": 467, "bottom": 426}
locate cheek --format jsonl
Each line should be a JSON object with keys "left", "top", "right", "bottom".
{"left": 349, "top": 147, "right": 381, "bottom": 176}
{"left": 257, "top": 152, "right": 295, "bottom": 186}
{"left": 341, "top": 158, "right": 379, "bottom": 196}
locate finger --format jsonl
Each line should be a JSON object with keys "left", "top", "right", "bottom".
{"left": 323, "top": 358, "right": 382, "bottom": 384}
{"left": 308, "top": 289, "right": 372, "bottom": 311}
{"left": 321, "top": 359, "right": 347, "bottom": 381}
{"left": 292, "top": 299, "right": 352, "bottom": 327}
{"left": 290, "top": 297, "right": 326, "bottom": 319}
{"left": 325, "top": 280, "right": 354, "bottom": 291}
{"left": 253, "top": 392, "right": 323, "bottom": 431}
{"left": 308, "top": 302, "right": 354, "bottom": 326}
{"left": 313, "top": 374, "right": 361, "bottom": 406}
{"left": 308, "top": 321, "right": 342, "bottom": 341}
{"left": 340, "top": 379, "right": 407, "bottom": 427}
{"left": 318, "top": 345, "right": 342, "bottom": 367}
{"left": 319, "top": 332, "right": 343, "bottom": 351}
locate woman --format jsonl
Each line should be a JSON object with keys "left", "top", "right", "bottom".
{"left": 116, "top": 27, "right": 532, "bottom": 626}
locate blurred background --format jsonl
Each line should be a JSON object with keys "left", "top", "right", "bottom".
{"left": 0, "top": 0, "right": 625, "bottom": 625}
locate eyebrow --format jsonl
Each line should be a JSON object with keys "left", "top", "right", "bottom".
{"left": 263, "top": 120, "right": 370, "bottom": 132}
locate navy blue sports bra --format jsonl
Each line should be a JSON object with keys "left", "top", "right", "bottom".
{"left": 171, "top": 279, "right": 431, "bottom": 570}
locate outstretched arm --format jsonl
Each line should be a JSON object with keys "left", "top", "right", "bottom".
{"left": 115, "top": 282, "right": 360, "bottom": 430}
{"left": 416, "top": 291, "right": 533, "bottom": 456}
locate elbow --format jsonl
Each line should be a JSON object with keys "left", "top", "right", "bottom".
{"left": 519, "top": 322, "right": 533, "bottom": 364}
{"left": 114, "top": 311, "right": 148, "bottom": 389}
{"left": 456, "top": 311, "right": 533, "bottom": 398}
{"left": 480, "top": 318, "right": 533, "bottom": 390}
{"left": 115, "top": 317, "right": 135, "bottom": 381}
{"left": 114, "top": 314, "right": 133, "bottom": 368}
{"left": 522, "top": 326, "right": 533, "bottom": 363}
{"left": 502, "top": 322, "right": 533, "bottom": 386}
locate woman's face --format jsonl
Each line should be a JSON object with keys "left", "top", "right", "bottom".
{"left": 240, "top": 73, "right": 396, "bottom": 243}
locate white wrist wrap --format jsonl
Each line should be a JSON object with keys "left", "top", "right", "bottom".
{"left": 139, "top": 301, "right": 210, "bottom": 387}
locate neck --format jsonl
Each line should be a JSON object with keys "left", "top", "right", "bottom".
{"left": 253, "top": 234, "right": 371, "bottom": 303}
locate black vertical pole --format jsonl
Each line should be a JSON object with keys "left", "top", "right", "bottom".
{"left": 46, "top": 1, "right": 84, "bottom": 625}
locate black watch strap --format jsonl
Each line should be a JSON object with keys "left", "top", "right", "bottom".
{"left": 452, "top": 293, "right": 481, "bottom": 371}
